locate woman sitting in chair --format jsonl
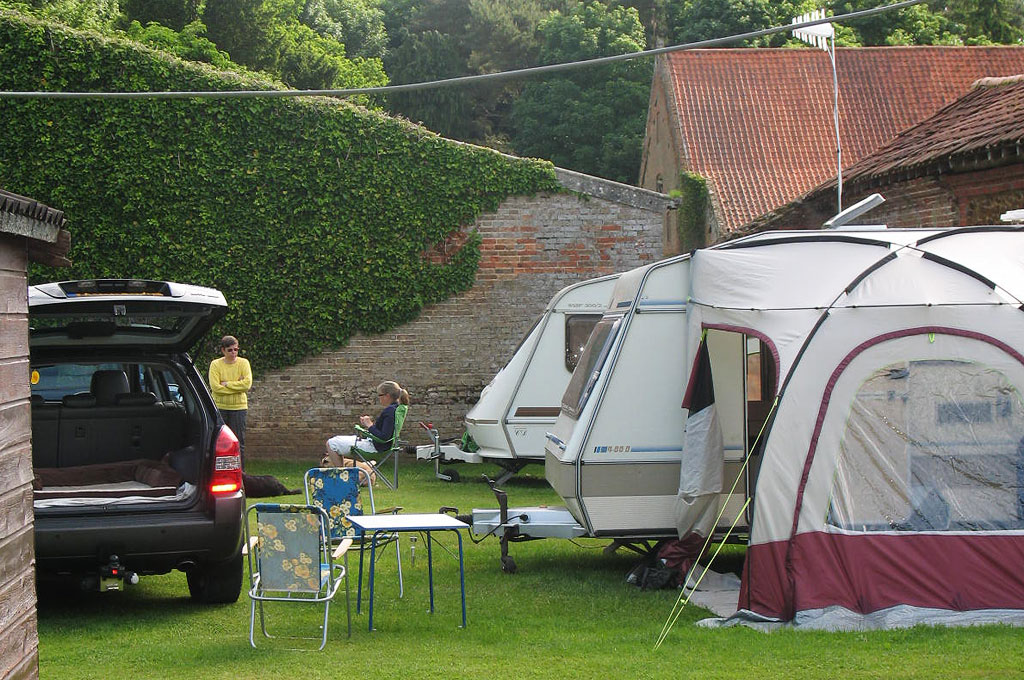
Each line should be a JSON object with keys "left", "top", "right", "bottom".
{"left": 322, "top": 380, "right": 410, "bottom": 484}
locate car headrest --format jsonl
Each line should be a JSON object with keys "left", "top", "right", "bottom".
{"left": 91, "top": 370, "right": 130, "bottom": 406}
{"left": 63, "top": 394, "right": 97, "bottom": 408}
{"left": 115, "top": 392, "right": 158, "bottom": 406}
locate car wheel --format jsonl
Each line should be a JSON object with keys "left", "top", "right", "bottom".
{"left": 187, "top": 550, "right": 243, "bottom": 604}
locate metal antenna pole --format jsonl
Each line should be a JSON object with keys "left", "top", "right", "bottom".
{"left": 829, "top": 33, "right": 842, "bottom": 211}
{"left": 792, "top": 10, "right": 842, "bottom": 212}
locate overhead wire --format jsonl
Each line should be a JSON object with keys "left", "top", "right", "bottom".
{"left": 0, "top": 0, "right": 927, "bottom": 100}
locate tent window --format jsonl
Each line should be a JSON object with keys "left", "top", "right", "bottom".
{"left": 827, "top": 359, "right": 1024, "bottom": 532}
{"left": 564, "top": 314, "right": 601, "bottom": 372}
{"left": 746, "top": 338, "right": 761, "bottom": 401}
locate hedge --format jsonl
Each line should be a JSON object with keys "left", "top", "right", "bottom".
{"left": 0, "top": 9, "right": 561, "bottom": 372}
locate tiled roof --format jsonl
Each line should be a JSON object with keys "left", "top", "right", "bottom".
{"left": 0, "top": 188, "right": 70, "bottom": 266}
{"left": 661, "top": 47, "right": 1024, "bottom": 234}
{"left": 0, "top": 188, "right": 66, "bottom": 228}
{"left": 829, "top": 74, "right": 1024, "bottom": 185}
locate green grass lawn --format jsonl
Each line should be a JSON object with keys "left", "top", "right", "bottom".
{"left": 37, "top": 458, "right": 1024, "bottom": 679}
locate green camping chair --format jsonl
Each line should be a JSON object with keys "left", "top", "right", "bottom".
{"left": 351, "top": 403, "right": 407, "bottom": 490}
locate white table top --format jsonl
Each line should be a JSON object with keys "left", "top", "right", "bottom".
{"left": 348, "top": 513, "right": 469, "bottom": 532}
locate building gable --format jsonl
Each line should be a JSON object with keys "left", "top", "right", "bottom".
{"left": 640, "top": 46, "right": 1024, "bottom": 246}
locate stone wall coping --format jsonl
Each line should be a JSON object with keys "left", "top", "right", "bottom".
{"left": 553, "top": 167, "right": 680, "bottom": 213}
{"left": 443, "top": 138, "right": 677, "bottom": 213}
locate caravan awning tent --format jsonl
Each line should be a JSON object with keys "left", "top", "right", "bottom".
{"left": 679, "top": 227, "right": 1024, "bottom": 629}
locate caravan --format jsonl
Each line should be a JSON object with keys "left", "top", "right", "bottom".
{"left": 418, "top": 274, "right": 619, "bottom": 481}
{"left": 480, "top": 219, "right": 1024, "bottom": 630}
{"left": 541, "top": 251, "right": 767, "bottom": 540}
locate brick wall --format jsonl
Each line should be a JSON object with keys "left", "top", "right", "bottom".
{"left": 753, "top": 162, "right": 1024, "bottom": 232}
{"left": 247, "top": 187, "right": 668, "bottom": 458}
{"left": 0, "top": 233, "right": 39, "bottom": 680}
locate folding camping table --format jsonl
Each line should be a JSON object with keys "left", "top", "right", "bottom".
{"left": 348, "top": 513, "right": 468, "bottom": 631}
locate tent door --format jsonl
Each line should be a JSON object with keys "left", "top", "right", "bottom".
{"left": 704, "top": 331, "right": 776, "bottom": 529}
{"left": 703, "top": 331, "right": 744, "bottom": 528}
{"left": 743, "top": 337, "right": 776, "bottom": 523}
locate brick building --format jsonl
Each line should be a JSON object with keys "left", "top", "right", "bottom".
{"left": 639, "top": 47, "right": 1024, "bottom": 250}
{"left": 746, "top": 74, "right": 1024, "bottom": 231}
{"left": 0, "top": 189, "right": 69, "bottom": 680}
{"left": 247, "top": 168, "right": 676, "bottom": 456}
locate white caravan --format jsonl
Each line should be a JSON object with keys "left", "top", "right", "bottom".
{"left": 417, "top": 274, "right": 619, "bottom": 481}
{"left": 541, "top": 252, "right": 767, "bottom": 540}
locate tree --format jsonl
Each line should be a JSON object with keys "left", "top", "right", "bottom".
{"left": 121, "top": 0, "right": 203, "bottom": 31}
{"left": 947, "top": 0, "right": 1024, "bottom": 44}
{"left": 384, "top": 30, "right": 475, "bottom": 138}
{"left": 125, "top": 20, "right": 235, "bottom": 68}
{"left": 663, "top": 0, "right": 1024, "bottom": 48}
{"left": 19, "top": 0, "right": 120, "bottom": 29}
{"left": 511, "top": 1, "right": 651, "bottom": 182}
{"left": 299, "top": 0, "right": 389, "bottom": 59}
{"left": 666, "top": 0, "right": 825, "bottom": 47}
{"left": 202, "top": 0, "right": 387, "bottom": 90}
{"left": 203, "top": 0, "right": 281, "bottom": 71}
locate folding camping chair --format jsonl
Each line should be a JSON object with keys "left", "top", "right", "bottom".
{"left": 245, "top": 503, "right": 350, "bottom": 651}
{"left": 351, "top": 402, "right": 407, "bottom": 490}
{"left": 304, "top": 466, "right": 403, "bottom": 612}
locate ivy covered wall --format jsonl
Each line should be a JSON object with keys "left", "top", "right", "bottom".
{"left": 0, "top": 10, "right": 561, "bottom": 372}
{"left": 675, "top": 170, "right": 708, "bottom": 251}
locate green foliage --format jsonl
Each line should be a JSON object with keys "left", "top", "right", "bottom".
{"left": 511, "top": 1, "right": 650, "bottom": 183}
{"left": 124, "top": 20, "right": 234, "bottom": 69}
{"left": 384, "top": 30, "right": 474, "bottom": 138}
{"left": 20, "top": 0, "right": 120, "bottom": 29}
{"left": 0, "top": 9, "right": 561, "bottom": 372}
{"left": 202, "top": 0, "right": 388, "bottom": 91}
{"left": 382, "top": 0, "right": 561, "bottom": 147}
{"left": 667, "top": 0, "right": 821, "bottom": 47}
{"left": 946, "top": 0, "right": 1024, "bottom": 45}
{"left": 675, "top": 170, "right": 708, "bottom": 250}
{"left": 667, "top": 0, "right": 1024, "bottom": 47}
{"left": 201, "top": 0, "right": 275, "bottom": 68}
{"left": 121, "top": 0, "right": 202, "bottom": 31}
{"left": 303, "top": 0, "right": 389, "bottom": 60}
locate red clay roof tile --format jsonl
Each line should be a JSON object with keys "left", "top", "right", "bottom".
{"left": 661, "top": 47, "right": 1024, "bottom": 233}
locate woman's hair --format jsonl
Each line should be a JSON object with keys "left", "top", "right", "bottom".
{"left": 220, "top": 335, "right": 238, "bottom": 349}
{"left": 377, "top": 380, "right": 410, "bottom": 405}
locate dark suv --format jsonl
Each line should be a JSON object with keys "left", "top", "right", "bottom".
{"left": 28, "top": 279, "right": 245, "bottom": 603}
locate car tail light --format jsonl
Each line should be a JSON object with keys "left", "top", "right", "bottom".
{"left": 210, "top": 426, "right": 242, "bottom": 495}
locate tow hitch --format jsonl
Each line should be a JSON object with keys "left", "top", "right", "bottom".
{"left": 440, "top": 476, "right": 586, "bottom": 573}
{"left": 96, "top": 555, "right": 139, "bottom": 591}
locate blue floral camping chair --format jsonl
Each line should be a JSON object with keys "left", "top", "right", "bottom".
{"left": 304, "top": 466, "right": 403, "bottom": 610}
{"left": 245, "top": 503, "right": 350, "bottom": 650}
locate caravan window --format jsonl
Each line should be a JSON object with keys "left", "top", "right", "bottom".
{"left": 827, "top": 359, "right": 1024, "bottom": 532}
{"left": 561, "top": 317, "right": 620, "bottom": 419}
{"left": 564, "top": 314, "right": 601, "bottom": 372}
